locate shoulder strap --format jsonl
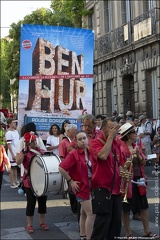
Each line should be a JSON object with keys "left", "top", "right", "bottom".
{"left": 110, "top": 149, "right": 117, "bottom": 195}
{"left": 97, "top": 138, "right": 116, "bottom": 195}
{"left": 97, "top": 138, "right": 106, "bottom": 145}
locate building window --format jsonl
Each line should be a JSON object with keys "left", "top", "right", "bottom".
{"left": 88, "top": 9, "right": 94, "bottom": 29}
{"left": 104, "top": 0, "right": 113, "bottom": 32}
{"left": 143, "top": 0, "right": 156, "bottom": 12}
{"left": 151, "top": 70, "right": 158, "bottom": 119}
{"left": 146, "top": 69, "right": 158, "bottom": 119}
{"left": 106, "top": 79, "right": 114, "bottom": 116}
{"left": 121, "top": 0, "right": 131, "bottom": 24}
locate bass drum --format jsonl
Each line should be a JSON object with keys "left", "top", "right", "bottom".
{"left": 29, "top": 154, "right": 63, "bottom": 197}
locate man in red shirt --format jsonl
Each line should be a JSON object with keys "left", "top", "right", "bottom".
{"left": 82, "top": 114, "right": 102, "bottom": 142}
{"left": 90, "top": 118, "right": 123, "bottom": 240}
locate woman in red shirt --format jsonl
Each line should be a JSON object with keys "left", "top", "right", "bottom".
{"left": 16, "top": 132, "right": 49, "bottom": 234}
{"left": 59, "top": 131, "right": 95, "bottom": 240}
{"left": 118, "top": 122, "right": 159, "bottom": 239}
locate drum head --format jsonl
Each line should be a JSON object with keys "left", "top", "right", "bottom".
{"left": 29, "top": 155, "right": 46, "bottom": 196}
{"left": 29, "top": 154, "right": 63, "bottom": 197}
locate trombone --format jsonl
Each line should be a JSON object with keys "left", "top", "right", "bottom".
{"left": 120, "top": 155, "right": 133, "bottom": 203}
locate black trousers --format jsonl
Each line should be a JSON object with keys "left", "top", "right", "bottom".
{"left": 25, "top": 187, "right": 47, "bottom": 216}
{"left": 0, "top": 171, "right": 3, "bottom": 190}
{"left": 91, "top": 195, "right": 122, "bottom": 240}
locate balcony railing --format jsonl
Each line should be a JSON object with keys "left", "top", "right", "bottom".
{"left": 96, "top": 8, "right": 157, "bottom": 58}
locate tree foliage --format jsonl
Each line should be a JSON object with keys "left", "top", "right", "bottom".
{"left": 0, "top": 39, "right": 11, "bottom": 108}
{"left": 50, "top": 0, "right": 87, "bottom": 27}
{"left": 0, "top": 0, "right": 88, "bottom": 108}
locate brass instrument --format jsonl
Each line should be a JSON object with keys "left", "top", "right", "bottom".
{"left": 120, "top": 155, "right": 133, "bottom": 203}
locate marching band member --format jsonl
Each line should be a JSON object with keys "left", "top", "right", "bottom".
{"left": 118, "top": 123, "right": 158, "bottom": 239}
{"left": 90, "top": 118, "right": 122, "bottom": 240}
{"left": 59, "top": 131, "right": 95, "bottom": 240}
{"left": 16, "top": 132, "right": 49, "bottom": 234}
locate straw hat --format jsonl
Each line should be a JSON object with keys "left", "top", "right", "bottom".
{"left": 118, "top": 122, "right": 134, "bottom": 138}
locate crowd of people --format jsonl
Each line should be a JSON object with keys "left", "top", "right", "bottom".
{"left": 0, "top": 111, "right": 159, "bottom": 239}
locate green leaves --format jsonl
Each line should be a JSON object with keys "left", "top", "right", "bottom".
{"left": 0, "top": 0, "right": 87, "bottom": 108}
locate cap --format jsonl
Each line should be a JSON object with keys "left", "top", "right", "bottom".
{"left": 118, "top": 122, "right": 134, "bottom": 138}
{"left": 126, "top": 111, "right": 133, "bottom": 116}
{"left": 139, "top": 115, "right": 146, "bottom": 121}
{"left": 24, "top": 131, "right": 37, "bottom": 142}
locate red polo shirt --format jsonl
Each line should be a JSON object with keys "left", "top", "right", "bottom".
{"left": 59, "top": 148, "right": 93, "bottom": 200}
{"left": 118, "top": 139, "right": 146, "bottom": 198}
{"left": 90, "top": 134, "right": 122, "bottom": 195}
{"left": 59, "top": 137, "right": 71, "bottom": 159}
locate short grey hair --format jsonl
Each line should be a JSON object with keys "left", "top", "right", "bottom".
{"left": 65, "top": 124, "right": 77, "bottom": 131}
{"left": 82, "top": 114, "right": 96, "bottom": 125}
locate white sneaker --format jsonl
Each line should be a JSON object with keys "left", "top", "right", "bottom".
{"left": 10, "top": 184, "right": 18, "bottom": 189}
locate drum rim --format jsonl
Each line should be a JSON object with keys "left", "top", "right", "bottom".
{"left": 29, "top": 154, "right": 63, "bottom": 196}
{"left": 29, "top": 154, "right": 48, "bottom": 197}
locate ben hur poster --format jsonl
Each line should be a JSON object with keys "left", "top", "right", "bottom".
{"left": 18, "top": 24, "right": 94, "bottom": 139}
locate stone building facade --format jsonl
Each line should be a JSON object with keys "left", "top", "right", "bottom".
{"left": 83, "top": 0, "right": 160, "bottom": 119}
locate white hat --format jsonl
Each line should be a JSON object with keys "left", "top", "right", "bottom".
{"left": 139, "top": 115, "right": 146, "bottom": 121}
{"left": 126, "top": 111, "right": 133, "bottom": 116}
{"left": 118, "top": 122, "right": 134, "bottom": 138}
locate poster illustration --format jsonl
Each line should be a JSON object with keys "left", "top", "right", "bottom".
{"left": 18, "top": 24, "right": 94, "bottom": 139}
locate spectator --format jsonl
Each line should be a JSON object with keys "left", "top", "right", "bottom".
{"left": 59, "top": 120, "right": 70, "bottom": 142}
{"left": 137, "top": 115, "right": 152, "bottom": 155}
{"left": 95, "top": 114, "right": 103, "bottom": 130}
{"left": 0, "top": 120, "right": 6, "bottom": 147}
{"left": 5, "top": 118, "right": 19, "bottom": 188}
{"left": 117, "top": 116, "right": 125, "bottom": 126}
{"left": 152, "top": 126, "right": 160, "bottom": 165}
{"left": 126, "top": 111, "right": 133, "bottom": 121}
{"left": 46, "top": 124, "right": 61, "bottom": 155}
{"left": 0, "top": 145, "right": 11, "bottom": 190}
{"left": 133, "top": 117, "right": 139, "bottom": 134}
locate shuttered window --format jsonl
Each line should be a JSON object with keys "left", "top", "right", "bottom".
{"left": 104, "top": 0, "right": 113, "bottom": 33}
{"left": 106, "top": 80, "right": 114, "bottom": 116}
{"left": 121, "top": 0, "right": 131, "bottom": 24}
{"left": 144, "top": 0, "right": 156, "bottom": 13}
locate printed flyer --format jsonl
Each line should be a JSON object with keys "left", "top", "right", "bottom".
{"left": 18, "top": 24, "right": 94, "bottom": 139}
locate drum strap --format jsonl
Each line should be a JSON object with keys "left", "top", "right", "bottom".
{"left": 30, "top": 148, "right": 41, "bottom": 155}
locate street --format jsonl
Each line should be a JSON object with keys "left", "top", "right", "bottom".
{"left": 0, "top": 164, "right": 159, "bottom": 240}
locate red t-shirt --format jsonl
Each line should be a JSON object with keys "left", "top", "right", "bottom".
{"left": 89, "top": 134, "right": 122, "bottom": 195}
{"left": 59, "top": 148, "right": 93, "bottom": 200}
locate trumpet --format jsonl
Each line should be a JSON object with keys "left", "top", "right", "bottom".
{"left": 120, "top": 155, "right": 133, "bottom": 203}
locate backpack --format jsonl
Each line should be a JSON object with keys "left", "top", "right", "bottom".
{"left": 145, "top": 122, "right": 156, "bottom": 142}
